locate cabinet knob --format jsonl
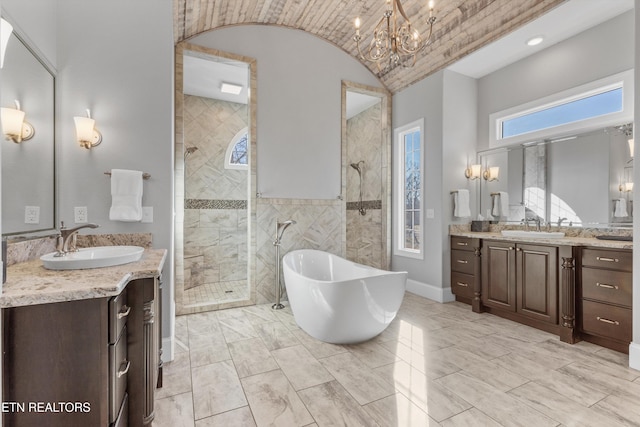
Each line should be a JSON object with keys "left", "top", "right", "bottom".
{"left": 456, "top": 282, "right": 469, "bottom": 287}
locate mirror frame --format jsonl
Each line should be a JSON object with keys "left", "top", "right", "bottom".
{"left": 1, "top": 21, "right": 57, "bottom": 239}
{"left": 341, "top": 81, "right": 392, "bottom": 268}
{"left": 174, "top": 42, "right": 257, "bottom": 315}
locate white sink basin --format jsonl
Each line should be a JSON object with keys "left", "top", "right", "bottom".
{"left": 41, "top": 246, "right": 145, "bottom": 270}
{"left": 500, "top": 230, "right": 565, "bottom": 239}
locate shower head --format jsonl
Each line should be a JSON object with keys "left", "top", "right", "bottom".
{"left": 184, "top": 147, "right": 198, "bottom": 159}
{"left": 350, "top": 160, "right": 364, "bottom": 174}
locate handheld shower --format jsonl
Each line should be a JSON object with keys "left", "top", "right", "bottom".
{"left": 350, "top": 161, "right": 366, "bottom": 215}
{"left": 273, "top": 219, "right": 297, "bottom": 310}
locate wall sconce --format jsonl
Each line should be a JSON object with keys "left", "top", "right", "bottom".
{"left": 0, "top": 18, "right": 13, "bottom": 69}
{"left": 464, "top": 164, "right": 481, "bottom": 180}
{"left": 628, "top": 138, "right": 634, "bottom": 159}
{"left": 619, "top": 182, "right": 634, "bottom": 192}
{"left": 74, "top": 109, "right": 102, "bottom": 149}
{"left": 483, "top": 166, "right": 500, "bottom": 182}
{"left": 1, "top": 100, "right": 35, "bottom": 143}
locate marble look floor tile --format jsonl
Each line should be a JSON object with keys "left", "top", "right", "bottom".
{"left": 271, "top": 344, "right": 334, "bottom": 390}
{"left": 271, "top": 307, "right": 300, "bottom": 331}
{"left": 153, "top": 392, "right": 195, "bottom": 427}
{"left": 437, "top": 347, "right": 528, "bottom": 392}
{"left": 440, "top": 408, "right": 502, "bottom": 427}
{"left": 228, "top": 337, "right": 279, "bottom": 378}
{"left": 491, "top": 352, "right": 607, "bottom": 407}
{"left": 298, "top": 380, "right": 379, "bottom": 426}
{"left": 320, "top": 351, "right": 395, "bottom": 405}
{"left": 241, "top": 370, "right": 314, "bottom": 427}
{"left": 508, "top": 381, "right": 625, "bottom": 427}
{"left": 192, "top": 360, "right": 247, "bottom": 420}
{"left": 189, "top": 341, "right": 231, "bottom": 368}
{"left": 345, "top": 340, "right": 399, "bottom": 368}
{"left": 194, "top": 406, "right": 257, "bottom": 427}
{"left": 254, "top": 321, "right": 300, "bottom": 350}
{"left": 290, "top": 329, "right": 347, "bottom": 359}
{"left": 241, "top": 305, "right": 279, "bottom": 324}
{"left": 558, "top": 361, "right": 640, "bottom": 398}
{"left": 156, "top": 351, "right": 193, "bottom": 400}
{"left": 218, "top": 314, "right": 259, "bottom": 343}
{"left": 374, "top": 359, "right": 470, "bottom": 420}
{"left": 592, "top": 392, "right": 640, "bottom": 427}
{"left": 364, "top": 392, "right": 435, "bottom": 427}
{"left": 381, "top": 337, "right": 454, "bottom": 374}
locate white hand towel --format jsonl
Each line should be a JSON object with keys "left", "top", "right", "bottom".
{"left": 499, "top": 191, "right": 509, "bottom": 217}
{"left": 491, "top": 194, "right": 499, "bottom": 217}
{"left": 614, "top": 198, "right": 628, "bottom": 218}
{"left": 453, "top": 189, "right": 471, "bottom": 218}
{"left": 109, "top": 169, "right": 143, "bottom": 222}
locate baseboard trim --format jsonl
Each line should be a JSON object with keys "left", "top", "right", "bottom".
{"left": 406, "top": 278, "right": 455, "bottom": 303}
{"left": 629, "top": 341, "right": 640, "bottom": 371}
{"left": 162, "top": 336, "right": 175, "bottom": 363}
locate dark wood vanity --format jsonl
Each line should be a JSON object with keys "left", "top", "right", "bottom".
{"left": 450, "top": 234, "right": 632, "bottom": 353}
{"left": 0, "top": 249, "right": 165, "bottom": 427}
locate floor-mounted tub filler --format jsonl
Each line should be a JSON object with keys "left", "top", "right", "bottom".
{"left": 282, "top": 249, "right": 407, "bottom": 344}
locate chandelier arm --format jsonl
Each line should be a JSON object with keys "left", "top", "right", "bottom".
{"left": 394, "top": 0, "right": 412, "bottom": 23}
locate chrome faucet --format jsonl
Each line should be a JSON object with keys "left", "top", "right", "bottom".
{"left": 56, "top": 221, "right": 100, "bottom": 255}
{"left": 273, "top": 220, "right": 296, "bottom": 246}
{"left": 557, "top": 217, "right": 568, "bottom": 227}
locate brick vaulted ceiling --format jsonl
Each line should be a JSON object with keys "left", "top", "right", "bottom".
{"left": 174, "top": 0, "right": 566, "bottom": 93}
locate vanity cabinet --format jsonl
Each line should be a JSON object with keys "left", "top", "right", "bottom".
{"left": 578, "top": 247, "right": 633, "bottom": 353}
{"left": 2, "top": 277, "right": 161, "bottom": 427}
{"left": 482, "top": 240, "right": 559, "bottom": 330}
{"left": 450, "top": 236, "right": 481, "bottom": 310}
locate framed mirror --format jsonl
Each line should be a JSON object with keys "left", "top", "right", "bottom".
{"left": 1, "top": 24, "right": 55, "bottom": 236}
{"left": 478, "top": 124, "right": 633, "bottom": 227}
{"left": 174, "top": 42, "right": 257, "bottom": 315}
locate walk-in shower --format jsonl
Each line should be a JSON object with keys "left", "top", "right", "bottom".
{"left": 272, "top": 219, "right": 296, "bottom": 310}
{"left": 350, "top": 160, "right": 366, "bottom": 215}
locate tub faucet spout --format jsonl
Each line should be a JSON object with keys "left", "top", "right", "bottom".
{"left": 274, "top": 220, "right": 296, "bottom": 246}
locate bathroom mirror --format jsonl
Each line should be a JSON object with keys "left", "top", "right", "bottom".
{"left": 174, "top": 42, "right": 257, "bottom": 315}
{"left": 0, "top": 24, "right": 56, "bottom": 236}
{"left": 478, "top": 124, "right": 633, "bottom": 227}
{"left": 342, "top": 81, "right": 392, "bottom": 269}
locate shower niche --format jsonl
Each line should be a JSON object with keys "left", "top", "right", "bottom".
{"left": 175, "top": 43, "right": 257, "bottom": 314}
{"left": 342, "top": 81, "right": 391, "bottom": 269}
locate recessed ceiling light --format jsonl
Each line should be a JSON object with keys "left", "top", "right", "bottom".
{"left": 220, "top": 82, "right": 243, "bottom": 95}
{"left": 526, "top": 36, "right": 544, "bottom": 47}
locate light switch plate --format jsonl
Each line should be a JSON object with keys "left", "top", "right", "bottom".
{"left": 24, "top": 206, "right": 40, "bottom": 224}
{"left": 74, "top": 206, "right": 88, "bottom": 224}
{"left": 142, "top": 206, "right": 153, "bottom": 223}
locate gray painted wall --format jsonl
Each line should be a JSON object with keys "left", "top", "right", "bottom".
{"left": 631, "top": 0, "right": 639, "bottom": 371}
{"left": 189, "top": 26, "right": 384, "bottom": 200}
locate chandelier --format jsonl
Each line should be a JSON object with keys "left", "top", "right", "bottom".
{"left": 353, "top": 0, "right": 436, "bottom": 74}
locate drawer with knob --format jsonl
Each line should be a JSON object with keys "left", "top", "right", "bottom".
{"left": 451, "top": 249, "right": 475, "bottom": 275}
{"left": 581, "top": 300, "right": 632, "bottom": 343}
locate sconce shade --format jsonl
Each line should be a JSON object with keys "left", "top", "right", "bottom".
{"left": 0, "top": 18, "right": 12, "bottom": 69}
{"left": 483, "top": 166, "right": 500, "bottom": 181}
{"left": 1, "top": 102, "right": 34, "bottom": 143}
{"left": 465, "top": 164, "right": 481, "bottom": 180}
{"left": 74, "top": 113, "right": 102, "bottom": 149}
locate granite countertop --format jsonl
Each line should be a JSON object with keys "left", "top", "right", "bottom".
{"left": 0, "top": 248, "right": 167, "bottom": 308}
{"left": 450, "top": 230, "right": 633, "bottom": 250}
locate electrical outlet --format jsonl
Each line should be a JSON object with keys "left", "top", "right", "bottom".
{"left": 426, "top": 208, "right": 435, "bottom": 219}
{"left": 24, "top": 206, "right": 40, "bottom": 224}
{"left": 74, "top": 206, "right": 88, "bottom": 224}
{"left": 142, "top": 206, "right": 153, "bottom": 223}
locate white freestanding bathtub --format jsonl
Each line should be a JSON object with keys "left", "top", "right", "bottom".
{"left": 282, "top": 249, "right": 407, "bottom": 344}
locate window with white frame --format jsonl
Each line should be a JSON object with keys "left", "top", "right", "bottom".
{"left": 395, "top": 119, "right": 423, "bottom": 259}
{"left": 225, "top": 127, "right": 249, "bottom": 170}
{"left": 489, "top": 70, "right": 634, "bottom": 147}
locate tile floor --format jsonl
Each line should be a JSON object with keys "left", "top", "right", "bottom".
{"left": 182, "top": 280, "right": 249, "bottom": 307}
{"left": 152, "top": 292, "right": 640, "bottom": 426}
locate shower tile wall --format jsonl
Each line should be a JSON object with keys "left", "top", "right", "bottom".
{"left": 256, "top": 198, "right": 343, "bottom": 305}
{"left": 346, "top": 102, "right": 384, "bottom": 268}
{"left": 183, "top": 95, "right": 249, "bottom": 299}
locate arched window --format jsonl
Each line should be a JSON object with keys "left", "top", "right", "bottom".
{"left": 225, "top": 127, "right": 249, "bottom": 170}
